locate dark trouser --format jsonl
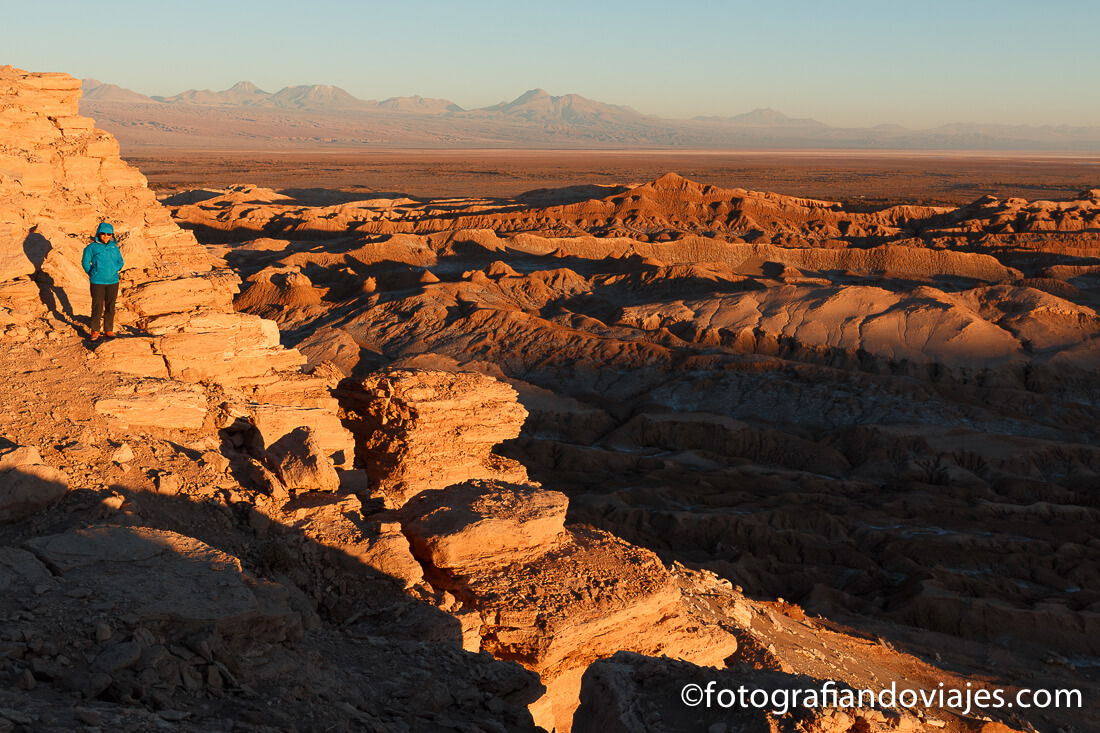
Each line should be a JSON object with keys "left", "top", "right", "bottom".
{"left": 90, "top": 282, "right": 119, "bottom": 333}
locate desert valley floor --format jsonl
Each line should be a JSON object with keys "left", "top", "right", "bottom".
{"left": 130, "top": 148, "right": 1100, "bottom": 205}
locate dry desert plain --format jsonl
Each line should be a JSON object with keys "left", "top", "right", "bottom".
{"left": 130, "top": 147, "right": 1100, "bottom": 205}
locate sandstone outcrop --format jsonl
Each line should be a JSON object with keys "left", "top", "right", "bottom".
{"left": 2, "top": 68, "right": 207, "bottom": 322}
{"left": 351, "top": 370, "right": 741, "bottom": 731}
{"left": 401, "top": 480, "right": 737, "bottom": 732}
{"left": 368, "top": 369, "right": 1043, "bottom": 731}
{"left": 341, "top": 368, "right": 530, "bottom": 507}
{"left": 0, "top": 65, "right": 354, "bottom": 469}
{"left": 399, "top": 479, "right": 569, "bottom": 570}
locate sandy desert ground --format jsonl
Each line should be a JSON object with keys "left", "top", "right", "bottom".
{"left": 130, "top": 147, "right": 1100, "bottom": 205}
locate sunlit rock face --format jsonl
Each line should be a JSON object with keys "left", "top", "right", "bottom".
{"left": 0, "top": 65, "right": 354, "bottom": 465}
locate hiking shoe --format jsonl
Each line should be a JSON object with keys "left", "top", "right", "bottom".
{"left": 89, "top": 331, "right": 101, "bottom": 341}
{"left": 105, "top": 331, "right": 117, "bottom": 338}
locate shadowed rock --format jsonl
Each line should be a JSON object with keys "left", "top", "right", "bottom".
{"left": 0, "top": 445, "right": 69, "bottom": 522}
{"left": 25, "top": 526, "right": 301, "bottom": 639}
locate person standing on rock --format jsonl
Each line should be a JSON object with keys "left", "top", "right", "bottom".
{"left": 81, "top": 222, "right": 124, "bottom": 341}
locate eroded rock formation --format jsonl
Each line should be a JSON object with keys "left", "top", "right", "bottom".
{"left": 394, "top": 476, "right": 734, "bottom": 731}
{"left": 0, "top": 65, "right": 354, "bottom": 468}
{"left": 332, "top": 367, "right": 1031, "bottom": 733}
{"left": 341, "top": 368, "right": 530, "bottom": 507}
{"left": 183, "top": 165, "right": 1100, "bottom": 731}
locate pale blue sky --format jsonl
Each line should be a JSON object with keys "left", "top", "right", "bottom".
{"left": 6, "top": 0, "right": 1098, "bottom": 127}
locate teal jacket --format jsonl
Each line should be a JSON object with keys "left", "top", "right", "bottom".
{"left": 81, "top": 223, "right": 124, "bottom": 285}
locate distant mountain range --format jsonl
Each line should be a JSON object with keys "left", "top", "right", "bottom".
{"left": 79, "top": 79, "right": 1100, "bottom": 151}
{"left": 84, "top": 78, "right": 456, "bottom": 112}
{"left": 693, "top": 108, "right": 828, "bottom": 130}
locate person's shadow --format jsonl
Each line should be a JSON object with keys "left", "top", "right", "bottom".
{"left": 22, "top": 230, "right": 85, "bottom": 334}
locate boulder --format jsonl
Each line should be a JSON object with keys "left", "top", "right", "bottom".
{"left": 265, "top": 426, "right": 340, "bottom": 492}
{"left": 400, "top": 480, "right": 569, "bottom": 571}
{"left": 0, "top": 443, "right": 69, "bottom": 522}
{"left": 1, "top": 65, "right": 354, "bottom": 497}
{"left": 293, "top": 326, "right": 363, "bottom": 374}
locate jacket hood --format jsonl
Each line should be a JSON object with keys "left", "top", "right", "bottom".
{"left": 95, "top": 222, "right": 115, "bottom": 237}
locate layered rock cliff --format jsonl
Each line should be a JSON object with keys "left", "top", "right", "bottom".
{"left": 0, "top": 65, "right": 353, "bottom": 467}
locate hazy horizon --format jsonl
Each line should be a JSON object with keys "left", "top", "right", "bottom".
{"left": 7, "top": 0, "right": 1099, "bottom": 128}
